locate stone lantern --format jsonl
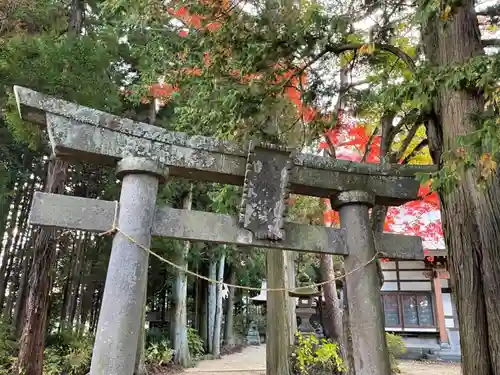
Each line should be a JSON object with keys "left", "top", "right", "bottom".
{"left": 289, "top": 286, "right": 322, "bottom": 334}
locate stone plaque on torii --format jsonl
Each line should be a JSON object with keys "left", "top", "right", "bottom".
{"left": 15, "top": 86, "right": 426, "bottom": 375}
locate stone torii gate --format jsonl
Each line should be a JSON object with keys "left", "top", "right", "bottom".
{"left": 15, "top": 86, "right": 425, "bottom": 375}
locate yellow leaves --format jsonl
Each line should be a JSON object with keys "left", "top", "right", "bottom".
{"left": 408, "top": 149, "right": 432, "bottom": 165}
{"left": 485, "top": 86, "right": 500, "bottom": 110}
{"left": 391, "top": 35, "right": 417, "bottom": 58}
{"left": 478, "top": 153, "right": 497, "bottom": 181}
{"left": 396, "top": 23, "right": 407, "bottom": 32}
{"left": 339, "top": 51, "right": 354, "bottom": 68}
{"left": 294, "top": 333, "right": 346, "bottom": 375}
{"left": 487, "top": 24, "right": 498, "bottom": 32}
{"left": 358, "top": 43, "right": 375, "bottom": 55}
{"left": 394, "top": 124, "right": 432, "bottom": 165}
{"left": 440, "top": 5, "right": 452, "bottom": 20}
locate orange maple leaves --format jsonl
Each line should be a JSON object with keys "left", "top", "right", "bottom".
{"left": 319, "top": 110, "right": 442, "bottom": 252}
{"left": 167, "top": 4, "right": 224, "bottom": 34}
{"left": 319, "top": 110, "right": 381, "bottom": 163}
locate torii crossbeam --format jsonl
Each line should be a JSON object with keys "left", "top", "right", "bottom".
{"left": 15, "top": 86, "right": 427, "bottom": 375}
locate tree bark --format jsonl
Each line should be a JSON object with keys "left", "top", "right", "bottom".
{"left": 173, "top": 187, "right": 193, "bottom": 367}
{"left": 286, "top": 251, "right": 296, "bottom": 343}
{"left": 319, "top": 254, "right": 343, "bottom": 341}
{"left": 199, "top": 273, "right": 209, "bottom": 350}
{"left": 194, "top": 265, "right": 200, "bottom": 331}
{"left": 79, "top": 260, "right": 95, "bottom": 329}
{"left": 223, "top": 268, "right": 236, "bottom": 347}
{"left": 67, "top": 233, "right": 86, "bottom": 327}
{"left": 422, "top": 2, "right": 500, "bottom": 374}
{"left": 212, "top": 253, "right": 226, "bottom": 357}
{"left": 0, "top": 183, "right": 34, "bottom": 317}
{"left": 207, "top": 259, "right": 217, "bottom": 353}
{"left": 0, "top": 181, "right": 24, "bottom": 309}
{"left": 4, "top": 173, "right": 36, "bottom": 320}
{"left": 16, "top": 157, "right": 69, "bottom": 375}
{"left": 59, "top": 244, "right": 74, "bottom": 328}
{"left": 2, "top": 228, "right": 30, "bottom": 322}
{"left": 14, "top": 249, "right": 32, "bottom": 336}
{"left": 0, "top": 178, "right": 15, "bottom": 249}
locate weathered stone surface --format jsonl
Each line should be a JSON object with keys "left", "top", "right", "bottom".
{"left": 16, "top": 86, "right": 436, "bottom": 175}
{"left": 332, "top": 191, "right": 375, "bottom": 208}
{"left": 337, "top": 191, "right": 392, "bottom": 375}
{"left": 90, "top": 157, "right": 160, "bottom": 375}
{"left": 239, "top": 143, "right": 293, "bottom": 240}
{"left": 44, "top": 113, "right": 419, "bottom": 206}
{"left": 29, "top": 192, "right": 424, "bottom": 259}
{"left": 15, "top": 86, "right": 431, "bottom": 206}
{"left": 116, "top": 156, "right": 168, "bottom": 182}
{"left": 245, "top": 323, "right": 261, "bottom": 346}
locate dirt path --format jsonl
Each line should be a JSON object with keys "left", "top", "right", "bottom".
{"left": 184, "top": 345, "right": 461, "bottom": 375}
{"left": 184, "top": 346, "right": 265, "bottom": 374}
{"left": 400, "top": 360, "right": 461, "bottom": 375}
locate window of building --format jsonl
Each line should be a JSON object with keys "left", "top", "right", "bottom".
{"left": 382, "top": 293, "right": 435, "bottom": 328}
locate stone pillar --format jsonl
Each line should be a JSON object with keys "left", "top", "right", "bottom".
{"left": 332, "top": 191, "right": 391, "bottom": 375}
{"left": 286, "top": 251, "right": 297, "bottom": 343}
{"left": 90, "top": 157, "right": 167, "bottom": 375}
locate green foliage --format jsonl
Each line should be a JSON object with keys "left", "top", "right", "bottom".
{"left": 42, "top": 330, "right": 94, "bottom": 375}
{"left": 144, "top": 327, "right": 204, "bottom": 363}
{"left": 291, "top": 333, "right": 405, "bottom": 374}
{"left": 232, "top": 313, "right": 248, "bottom": 336}
{"left": 1, "top": 35, "right": 121, "bottom": 108}
{"left": 144, "top": 328, "right": 175, "bottom": 365}
{"left": 145, "top": 341, "right": 174, "bottom": 365}
{"left": 208, "top": 185, "right": 242, "bottom": 215}
{"left": 0, "top": 320, "right": 17, "bottom": 375}
{"left": 251, "top": 315, "right": 267, "bottom": 335}
{"left": 146, "top": 327, "right": 169, "bottom": 347}
{"left": 187, "top": 327, "right": 205, "bottom": 360}
{"left": 293, "top": 333, "right": 345, "bottom": 375}
{"left": 0, "top": 0, "right": 124, "bottom": 153}
{"left": 288, "top": 195, "right": 326, "bottom": 225}
{"left": 386, "top": 333, "right": 406, "bottom": 373}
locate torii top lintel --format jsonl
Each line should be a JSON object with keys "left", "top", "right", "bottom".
{"left": 14, "top": 86, "right": 435, "bottom": 206}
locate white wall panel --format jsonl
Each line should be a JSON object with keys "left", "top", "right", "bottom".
{"left": 398, "top": 261, "right": 426, "bottom": 269}
{"left": 399, "top": 281, "right": 432, "bottom": 291}
{"left": 381, "top": 282, "right": 398, "bottom": 291}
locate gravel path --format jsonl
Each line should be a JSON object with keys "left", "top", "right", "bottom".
{"left": 184, "top": 345, "right": 461, "bottom": 375}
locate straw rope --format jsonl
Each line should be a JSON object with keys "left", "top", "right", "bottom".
{"left": 91, "top": 201, "right": 383, "bottom": 293}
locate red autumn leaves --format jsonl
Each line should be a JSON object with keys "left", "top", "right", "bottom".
{"left": 320, "top": 110, "right": 443, "bottom": 255}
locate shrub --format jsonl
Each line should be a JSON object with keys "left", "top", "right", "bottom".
{"left": 233, "top": 314, "right": 247, "bottom": 336}
{"left": 386, "top": 332, "right": 406, "bottom": 373}
{"left": 43, "top": 329, "right": 94, "bottom": 375}
{"left": 0, "top": 320, "right": 17, "bottom": 375}
{"left": 187, "top": 327, "right": 205, "bottom": 360}
{"left": 146, "top": 327, "right": 170, "bottom": 347}
{"left": 144, "top": 327, "right": 204, "bottom": 363}
{"left": 292, "top": 333, "right": 345, "bottom": 375}
{"left": 145, "top": 341, "right": 174, "bottom": 365}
